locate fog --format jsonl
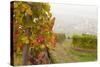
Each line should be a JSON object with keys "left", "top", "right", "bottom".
{"left": 50, "top": 3, "right": 97, "bottom": 35}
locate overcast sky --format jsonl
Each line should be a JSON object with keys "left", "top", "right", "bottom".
{"left": 50, "top": 3, "right": 97, "bottom": 35}
{"left": 50, "top": 3, "right": 97, "bottom": 18}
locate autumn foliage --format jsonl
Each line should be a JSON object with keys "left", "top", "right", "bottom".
{"left": 12, "top": 1, "right": 56, "bottom": 65}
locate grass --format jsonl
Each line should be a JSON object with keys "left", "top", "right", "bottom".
{"left": 69, "top": 49, "right": 97, "bottom": 62}
{"left": 62, "top": 38, "right": 97, "bottom": 62}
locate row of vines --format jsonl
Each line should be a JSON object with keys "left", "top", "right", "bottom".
{"left": 12, "top": 1, "right": 56, "bottom": 65}
{"left": 72, "top": 34, "right": 97, "bottom": 49}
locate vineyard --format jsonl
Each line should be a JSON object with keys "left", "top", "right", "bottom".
{"left": 11, "top": 1, "right": 97, "bottom": 66}
{"left": 72, "top": 34, "right": 97, "bottom": 49}
{"left": 12, "top": 1, "right": 56, "bottom": 65}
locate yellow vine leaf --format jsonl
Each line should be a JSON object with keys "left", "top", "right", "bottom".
{"left": 26, "top": 8, "right": 33, "bottom": 16}
{"left": 21, "top": 36, "right": 29, "bottom": 44}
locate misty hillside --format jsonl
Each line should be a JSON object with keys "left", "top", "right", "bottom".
{"left": 52, "top": 15, "right": 97, "bottom": 35}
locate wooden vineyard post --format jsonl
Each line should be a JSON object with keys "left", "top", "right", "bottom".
{"left": 22, "top": 44, "right": 29, "bottom": 65}
{"left": 22, "top": 28, "right": 31, "bottom": 65}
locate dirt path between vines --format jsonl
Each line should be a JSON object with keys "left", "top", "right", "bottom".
{"left": 49, "top": 39, "right": 78, "bottom": 63}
